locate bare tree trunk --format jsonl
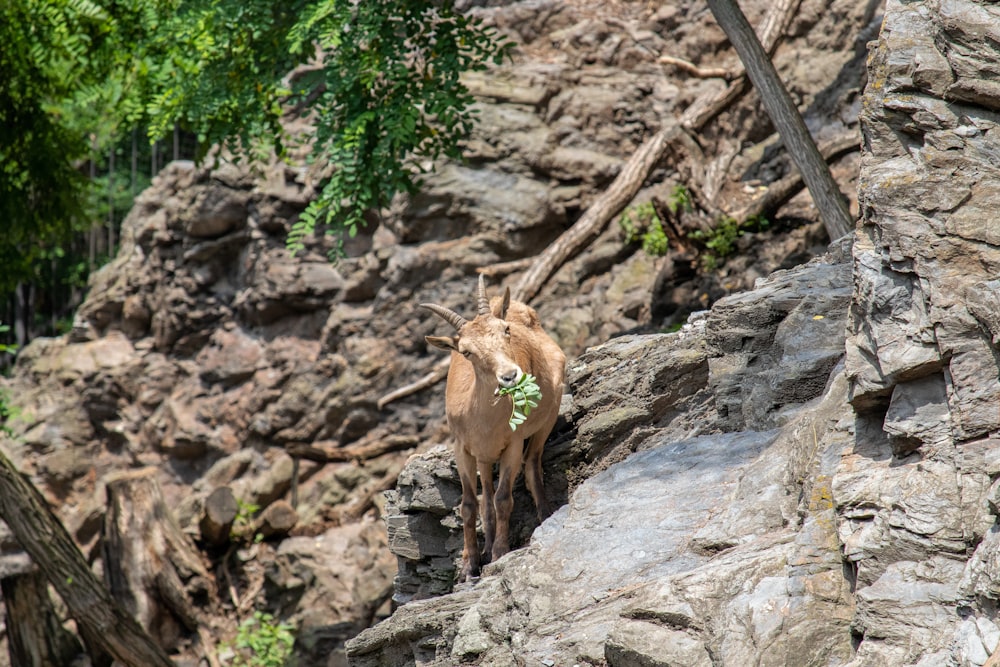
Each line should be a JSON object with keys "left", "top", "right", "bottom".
{"left": 511, "top": 0, "right": 803, "bottom": 304}
{"left": 12, "top": 283, "right": 27, "bottom": 348}
{"left": 707, "top": 0, "right": 854, "bottom": 240}
{"left": 104, "top": 468, "right": 213, "bottom": 651}
{"left": 2, "top": 569, "right": 86, "bottom": 667}
{"left": 0, "top": 444, "right": 176, "bottom": 667}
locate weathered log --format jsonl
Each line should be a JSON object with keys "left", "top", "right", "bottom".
{"left": 2, "top": 569, "right": 86, "bottom": 667}
{"left": 707, "top": 0, "right": 854, "bottom": 240}
{"left": 103, "top": 468, "right": 213, "bottom": 652}
{"left": 199, "top": 486, "right": 239, "bottom": 548}
{"left": 658, "top": 55, "right": 733, "bottom": 80}
{"left": 252, "top": 500, "right": 298, "bottom": 540}
{"left": 0, "top": 443, "right": 175, "bottom": 667}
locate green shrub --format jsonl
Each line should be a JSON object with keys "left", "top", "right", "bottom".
{"left": 619, "top": 201, "right": 668, "bottom": 257}
{"left": 230, "top": 611, "right": 295, "bottom": 667}
{"left": 688, "top": 214, "right": 769, "bottom": 270}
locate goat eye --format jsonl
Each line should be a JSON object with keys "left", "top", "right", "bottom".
{"left": 504, "top": 327, "right": 511, "bottom": 337}
{"left": 462, "top": 350, "right": 472, "bottom": 358}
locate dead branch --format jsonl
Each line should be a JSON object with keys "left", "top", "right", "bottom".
{"left": 376, "top": 359, "right": 451, "bottom": 410}
{"left": 680, "top": 0, "right": 799, "bottom": 131}
{"left": 732, "top": 132, "right": 859, "bottom": 222}
{"left": 708, "top": 0, "right": 852, "bottom": 239}
{"left": 659, "top": 55, "right": 733, "bottom": 80}
{"left": 286, "top": 434, "right": 419, "bottom": 464}
{"left": 478, "top": 257, "right": 534, "bottom": 278}
{"left": 511, "top": 0, "right": 801, "bottom": 304}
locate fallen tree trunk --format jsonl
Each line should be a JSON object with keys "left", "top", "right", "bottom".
{"left": 0, "top": 443, "right": 176, "bottom": 667}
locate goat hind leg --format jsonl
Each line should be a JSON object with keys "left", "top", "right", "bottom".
{"left": 524, "top": 427, "right": 553, "bottom": 522}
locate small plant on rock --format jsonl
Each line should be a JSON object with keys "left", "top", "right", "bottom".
{"left": 619, "top": 201, "right": 668, "bottom": 257}
{"left": 618, "top": 185, "right": 693, "bottom": 258}
{"left": 689, "top": 214, "right": 769, "bottom": 270}
{"left": 230, "top": 499, "right": 261, "bottom": 542}
{"left": 227, "top": 611, "right": 295, "bottom": 667}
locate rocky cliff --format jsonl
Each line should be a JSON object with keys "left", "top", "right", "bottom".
{"left": 1, "top": 0, "right": 974, "bottom": 666}
{"left": 348, "top": 1, "right": 1000, "bottom": 665}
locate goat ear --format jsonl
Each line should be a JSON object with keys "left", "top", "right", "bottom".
{"left": 425, "top": 335, "right": 458, "bottom": 352}
{"left": 499, "top": 287, "right": 511, "bottom": 320}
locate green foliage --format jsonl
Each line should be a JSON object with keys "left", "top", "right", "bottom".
{"left": 618, "top": 186, "right": 693, "bottom": 258}
{"left": 231, "top": 499, "right": 261, "bottom": 540}
{"left": 496, "top": 374, "right": 542, "bottom": 432}
{"left": 0, "top": 0, "right": 173, "bottom": 294}
{"left": 0, "top": 324, "right": 17, "bottom": 437}
{"left": 127, "top": 0, "right": 512, "bottom": 259}
{"left": 2, "top": 0, "right": 511, "bottom": 298}
{"left": 665, "top": 184, "right": 692, "bottom": 215}
{"left": 229, "top": 611, "right": 295, "bottom": 667}
{"left": 619, "top": 202, "right": 668, "bottom": 257}
{"left": 689, "top": 214, "right": 769, "bottom": 270}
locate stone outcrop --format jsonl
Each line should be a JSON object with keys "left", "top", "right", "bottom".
{"left": 841, "top": 0, "right": 1000, "bottom": 664}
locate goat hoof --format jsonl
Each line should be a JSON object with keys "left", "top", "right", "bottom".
{"left": 459, "top": 562, "right": 479, "bottom": 582}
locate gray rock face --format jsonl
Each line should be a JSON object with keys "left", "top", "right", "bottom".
{"left": 843, "top": 0, "right": 1000, "bottom": 663}
{"left": 349, "top": 3, "right": 1000, "bottom": 664}
{"left": 350, "top": 246, "right": 858, "bottom": 666}
{"left": 708, "top": 238, "right": 853, "bottom": 432}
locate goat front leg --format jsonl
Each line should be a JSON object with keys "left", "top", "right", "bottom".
{"left": 478, "top": 460, "right": 496, "bottom": 562}
{"left": 456, "top": 446, "right": 481, "bottom": 581}
{"left": 491, "top": 439, "right": 525, "bottom": 563}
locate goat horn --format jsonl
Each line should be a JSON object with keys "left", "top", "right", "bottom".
{"left": 420, "top": 303, "right": 468, "bottom": 331}
{"left": 477, "top": 274, "right": 490, "bottom": 317}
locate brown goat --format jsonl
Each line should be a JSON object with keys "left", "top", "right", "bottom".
{"left": 422, "top": 275, "right": 566, "bottom": 580}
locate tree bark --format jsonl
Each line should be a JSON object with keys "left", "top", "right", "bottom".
{"left": 707, "top": 0, "right": 854, "bottom": 240}
{"left": 104, "top": 468, "right": 213, "bottom": 651}
{"left": 2, "top": 569, "right": 86, "bottom": 667}
{"left": 0, "top": 444, "right": 176, "bottom": 667}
